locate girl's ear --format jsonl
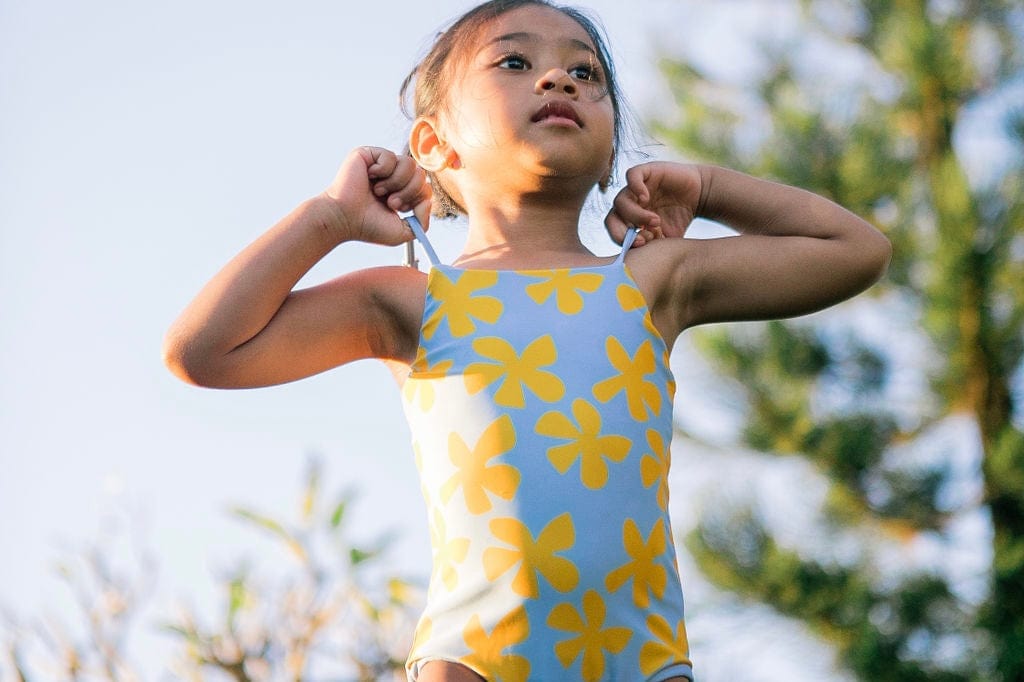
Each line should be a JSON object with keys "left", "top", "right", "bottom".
{"left": 410, "top": 117, "right": 458, "bottom": 172}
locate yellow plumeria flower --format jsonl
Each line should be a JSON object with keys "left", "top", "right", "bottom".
{"left": 465, "top": 335, "right": 565, "bottom": 408}
{"left": 412, "top": 443, "right": 436, "bottom": 511}
{"left": 410, "top": 616, "right": 433, "bottom": 659}
{"left": 422, "top": 270, "right": 503, "bottom": 340}
{"left": 616, "top": 282, "right": 659, "bottom": 334}
{"left": 604, "top": 518, "right": 668, "bottom": 609}
{"left": 440, "top": 415, "right": 521, "bottom": 515}
{"left": 617, "top": 282, "right": 673, "bottom": 378}
{"left": 483, "top": 513, "right": 579, "bottom": 598}
{"left": 403, "top": 347, "right": 454, "bottom": 411}
{"left": 639, "top": 613, "right": 691, "bottom": 675}
{"left": 430, "top": 508, "right": 470, "bottom": 592}
{"left": 461, "top": 606, "right": 531, "bottom": 682}
{"left": 547, "top": 590, "right": 632, "bottom": 681}
{"left": 593, "top": 337, "right": 663, "bottom": 421}
{"left": 525, "top": 270, "right": 604, "bottom": 314}
{"left": 535, "top": 398, "right": 632, "bottom": 489}
{"left": 616, "top": 281, "right": 645, "bottom": 310}
{"left": 640, "top": 428, "right": 670, "bottom": 511}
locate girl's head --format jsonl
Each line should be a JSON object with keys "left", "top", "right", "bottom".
{"left": 401, "top": 0, "right": 626, "bottom": 218}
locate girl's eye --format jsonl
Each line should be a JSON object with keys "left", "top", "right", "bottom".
{"left": 569, "top": 64, "right": 600, "bottom": 82}
{"left": 497, "top": 54, "right": 529, "bottom": 70}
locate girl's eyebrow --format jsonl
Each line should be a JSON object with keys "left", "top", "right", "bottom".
{"left": 482, "top": 32, "right": 597, "bottom": 57}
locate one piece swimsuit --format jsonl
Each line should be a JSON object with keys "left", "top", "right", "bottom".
{"left": 401, "top": 220, "right": 693, "bottom": 682}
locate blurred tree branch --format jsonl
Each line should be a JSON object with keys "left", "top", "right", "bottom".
{"left": 1, "top": 457, "right": 419, "bottom": 681}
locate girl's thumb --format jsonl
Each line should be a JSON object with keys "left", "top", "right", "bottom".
{"left": 412, "top": 185, "right": 433, "bottom": 233}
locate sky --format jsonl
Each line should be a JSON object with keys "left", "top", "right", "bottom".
{"left": 0, "top": 0, "right": 961, "bottom": 679}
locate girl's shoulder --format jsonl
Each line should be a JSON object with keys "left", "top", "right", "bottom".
{"left": 334, "top": 264, "right": 427, "bottom": 365}
{"left": 621, "top": 237, "right": 700, "bottom": 345}
{"left": 622, "top": 237, "right": 697, "bottom": 298}
{"left": 366, "top": 261, "right": 428, "bottom": 313}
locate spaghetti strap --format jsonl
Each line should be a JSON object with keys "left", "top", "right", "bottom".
{"left": 402, "top": 214, "right": 440, "bottom": 267}
{"left": 615, "top": 227, "right": 639, "bottom": 264}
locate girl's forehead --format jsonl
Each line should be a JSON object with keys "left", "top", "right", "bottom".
{"left": 475, "top": 5, "right": 597, "bottom": 52}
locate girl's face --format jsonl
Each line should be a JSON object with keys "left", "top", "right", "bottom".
{"left": 436, "top": 4, "right": 616, "bottom": 202}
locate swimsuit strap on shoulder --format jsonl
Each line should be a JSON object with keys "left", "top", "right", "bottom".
{"left": 402, "top": 214, "right": 441, "bottom": 267}
{"left": 615, "top": 227, "right": 639, "bottom": 264}
{"left": 402, "top": 218, "right": 636, "bottom": 268}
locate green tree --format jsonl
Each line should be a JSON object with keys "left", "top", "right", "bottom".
{"left": 655, "top": 1, "right": 1023, "bottom": 679}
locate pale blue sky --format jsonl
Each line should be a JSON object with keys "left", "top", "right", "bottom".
{"left": 3, "top": 0, "right": 990, "bottom": 678}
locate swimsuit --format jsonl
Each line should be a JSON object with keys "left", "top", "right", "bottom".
{"left": 401, "top": 220, "right": 693, "bottom": 681}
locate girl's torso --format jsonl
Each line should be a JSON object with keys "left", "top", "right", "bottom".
{"left": 398, "top": 224, "right": 693, "bottom": 681}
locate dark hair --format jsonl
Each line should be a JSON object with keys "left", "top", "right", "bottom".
{"left": 400, "top": 0, "right": 626, "bottom": 218}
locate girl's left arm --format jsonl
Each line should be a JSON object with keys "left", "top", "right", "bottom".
{"left": 607, "top": 162, "right": 892, "bottom": 336}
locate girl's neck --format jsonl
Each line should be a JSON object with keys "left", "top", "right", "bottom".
{"left": 455, "top": 195, "right": 600, "bottom": 269}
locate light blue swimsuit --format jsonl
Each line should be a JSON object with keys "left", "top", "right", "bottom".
{"left": 401, "top": 221, "right": 693, "bottom": 682}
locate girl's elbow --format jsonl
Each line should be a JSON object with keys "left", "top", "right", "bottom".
{"left": 843, "top": 218, "right": 892, "bottom": 285}
{"left": 161, "top": 331, "right": 222, "bottom": 388}
{"left": 864, "top": 228, "right": 893, "bottom": 284}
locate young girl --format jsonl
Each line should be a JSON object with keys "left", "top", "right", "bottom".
{"left": 164, "top": 1, "right": 891, "bottom": 680}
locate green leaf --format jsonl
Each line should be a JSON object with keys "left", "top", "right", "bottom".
{"left": 350, "top": 547, "right": 376, "bottom": 566}
{"left": 227, "top": 575, "right": 248, "bottom": 623}
{"left": 302, "top": 456, "right": 322, "bottom": 523}
{"left": 231, "top": 506, "right": 308, "bottom": 561}
{"left": 329, "top": 499, "right": 347, "bottom": 529}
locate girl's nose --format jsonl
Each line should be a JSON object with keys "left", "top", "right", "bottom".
{"left": 535, "top": 69, "right": 578, "bottom": 98}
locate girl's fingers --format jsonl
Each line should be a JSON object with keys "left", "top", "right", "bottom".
{"left": 383, "top": 163, "right": 429, "bottom": 213}
{"left": 604, "top": 206, "right": 652, "bottom": 248}
{"left": 611, "top": 184, "right": 660, "bottom": 231}
{"left": 623, "top": 165, "right": 651, "bottom": 206}
{"left": 373, "top": 156, "right": 422, "bottom": 202}
{"left": 604, "top": 209, "right": 630, "bottom": 245}
{"left": 364, "top": 146, "right": 398, "bottom": 179}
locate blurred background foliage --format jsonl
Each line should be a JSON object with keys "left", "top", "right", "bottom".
{"left": 657, "top": 0, "right": 1023, "bottom": 679}
{"left": 3, "top": 459, "right": 417, "bottom": 681}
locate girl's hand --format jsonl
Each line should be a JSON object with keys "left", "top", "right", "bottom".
{"left": 604, "top": 162, "right": 704, "bottom": 248}
{"left": 323, "top": 146, "right": 432, "bottom": 246}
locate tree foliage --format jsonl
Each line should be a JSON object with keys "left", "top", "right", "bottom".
{"left": 658, "top": 1, "right": 1023, "bottom": 679}
{"left": 2, "top": 458, "right": 418, "bottom": 681}
{"left": 659, "top": 1, "right": 1019, "bottom": 675}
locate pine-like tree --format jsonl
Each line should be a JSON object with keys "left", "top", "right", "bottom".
{"left": 655, "top": 1, "right": 1023, "bottom": 679}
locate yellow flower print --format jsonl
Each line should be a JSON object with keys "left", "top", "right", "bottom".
{"left": 412, "top": 442, "right": 434, "bottom": 507}
{"left": 430, "top": 508, "right": 470, "bottom": 592}
{"left": 525, "top": 270, "right": 603, "bottom": 314}
{"left": 639, "top": 613, "right": 691, "bottom": 675}
{"left": 617, "top": 282, "right": 660, "bottom": 336}
{"left": 593, "top": 337, "right": 663, "bottom": 421}
{"left": 547, "top": 590, "right": 632, "bottom": 681}
{"left": 535, "top": 399, "right": 632, "bottom": 489}
{"left": 604, "top": 518, "right": 668, "bottom": 609}
{"left": 483, "top": 513, "right": 579, "bottom": 598}
{"left": 401, "top": 350, "right": 454, "bottom": 409}
{"left": 617, "top": 282, "right": 673, "bottom": 391}
{"left": 616, "top": 281, "right": 646, "bottom": 312}
{"left": 640, "top": 428, "right": 670, "bottom": 511}
{"left": 462, "top": 606, "right": 531, "bottom": 682}
{"left": 465, "top": 335, "right": 565, "bottom": 408}
{"left": 422, "top": 269, "right": 503, "bottom": 340}
{"left": 410, "top": 616, "right": 433, "bottom": 659}
{"left": 403, "top": 347, "right": 454, "bottom": 411}
{"left": 440, "top": 415, "right": 521, "bottom": 514}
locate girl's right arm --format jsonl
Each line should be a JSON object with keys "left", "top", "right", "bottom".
{"left": 162, "top": 147, "right": 431, "bottom": 389}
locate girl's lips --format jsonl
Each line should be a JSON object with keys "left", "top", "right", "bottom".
{"left": 531, "top": 101, "right": 583, "bottom": 127}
